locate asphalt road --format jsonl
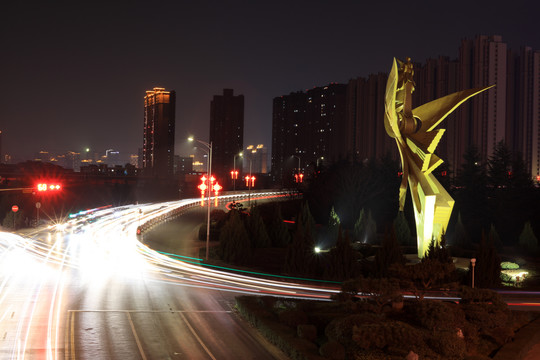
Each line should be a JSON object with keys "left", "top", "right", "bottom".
{"left": 0, "top": 197, "right": 299, "bottom": 359}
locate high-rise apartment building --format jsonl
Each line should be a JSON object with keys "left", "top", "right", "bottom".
{"left": 245, "top": 144, "right": 268, "bottom": 174}
{"left": 143, "top": 87, "right": 176, "bottom": 178}
{"left": 272, "top": 91, "right": 306, "bottom": 185}
{"left": 456, "top": 35, "right": 507, "bottom": 168}
{"left": 209, "top": 89, "right": 244, "bottom": 181}
{"left": 346, "top": 74, "right": 396, "bottom": 162}
{"left": 507, "top": 47, "right": 540, "bottom": 180}
{"left": 271, "top": 84, "right": 346, "bottom": 185}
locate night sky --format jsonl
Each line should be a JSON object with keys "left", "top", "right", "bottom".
{"left": 1, "top": 0, "right": 538, "bottom": 163}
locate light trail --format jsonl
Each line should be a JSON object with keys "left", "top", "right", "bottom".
{"left": 1, "top": 191, "right": 537, "bottom": 358}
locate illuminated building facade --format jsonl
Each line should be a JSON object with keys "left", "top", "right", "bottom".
{"left": 209, "top": 89, "right": 244, "bottom": 180}
{"left": 143, "top": 87, "right": 176, "bottom": 178}
{"left": 244, "top": 144, "right": 268, "bottom": 174}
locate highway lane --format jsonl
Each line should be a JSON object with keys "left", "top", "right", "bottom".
{"left": 0, "top": 193, "right": 323, "bottom": 359}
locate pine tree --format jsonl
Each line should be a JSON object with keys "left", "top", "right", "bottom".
{"left": 268, "top": 204, "right": 291, "bottom": 247}
{"left": 423, "top": 232, "right": 452, "bottom": 264}
{"left": 488, "top": 224, "right": 503, "bottom": 251}
{"left": 518, "top": 221, "right": 538, "bottom": 253}
{"left": 453, "top": 212, "right": 469, "bottom": 249}
{"left": 373, "top": 227, "right": 405, "bottom": 277}
{"left": 510, "top": 152, "right": 534, "bottom": 190}
{"left": 488, "top": 140, "right": 512, "bottom": 189}
{"left": 298, "top": 201, "right": 316, "bottom": 239}
{"left": 393, "top": 211, "right": 413, "bottom": 246}
{"left": 365, "top": 210, "right": 377, "bottom": 244}
{"left": 456, "top": 145, "right": 489, "bottom": 242}
{"left": 324, "top": 226, "right": 358, "bottom": 281}
{"left": 473, "top": 231, "right": 501, "bottom": 288}
{"left": 246, "top": 206, "right": 271, "bottom": 248}
{"left": 218, "top": 210, "right": 251, "bottom": 264}
{"left": 328, "top": 206, "right": 341, "bottom": 242}
{"left": 284, "top": 216, "right": 316, "bottom": 276}
{"left": 353, "top": 208, "right": 366, "bottom": 242}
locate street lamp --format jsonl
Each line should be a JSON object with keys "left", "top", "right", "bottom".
{"left": 292, "top": 155, "right": 301, "bottom": 183}
{"left": 189, "top": 136, "right": 213, "bottom": 261}
{"left": 471, "top": 258, "right": 476, "bottom": 288}
{"left": 232, "top": 152, "right": 243, "bottom": 191}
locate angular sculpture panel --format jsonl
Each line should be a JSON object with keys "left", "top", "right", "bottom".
{"left": 384, "top": 57, "right": 492, "bottom": 257}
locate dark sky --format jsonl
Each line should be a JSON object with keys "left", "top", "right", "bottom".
{"left": 1, "top": 0, "right": 538, "bottom": 163}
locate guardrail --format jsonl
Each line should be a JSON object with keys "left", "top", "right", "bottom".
{"left": 136, "top": 190, "right": 301, "bottom": 236}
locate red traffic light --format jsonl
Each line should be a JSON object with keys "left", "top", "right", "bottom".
{"left": 36, "top": 182, "right": 62, "bottom": 192}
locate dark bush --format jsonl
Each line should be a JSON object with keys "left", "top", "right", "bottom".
{"left": 325, "top": 313, "right": 382, "bottom": 346}
{"left": 411, "top": 300, "right": 466, "bottom": 331}
{"left": 351, "top": 321, "right": 425, "bottom": 351}
{"left": 428, "top": 329, "right": 467, "bottom": 359}
{"left": 319, "top": 340, "right": 345, "bottom": 360}
{"left": 279, "top": 309, "right": 308, "bottom": 329}
{"left": 297, "top": 324, "right": 317, "bottom": 342}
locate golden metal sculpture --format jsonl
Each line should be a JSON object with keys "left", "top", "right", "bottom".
{"left": 384, "top": 57, "right": 492, "bottom": 257}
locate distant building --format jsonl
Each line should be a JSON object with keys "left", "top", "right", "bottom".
{"left": 143, "top": 87, "right": 176, "bottom": 178}
{"left": 507, "top": 46, "right": 540, "bottom": 181}
{"left": 130, "top": 154, "right": 139, "bottom": 168}
{"left": 105, "top": 149, "right": 121, "bottom": 167}
{"left": 58, "top": 151, "right": 81, "bottom": 172}
{"left": 346, "top": 74, "right": 396, "bottom": 163}
{"left": 454, "top": 35, "right": 508, "bottom": 170}
{"left": 244, "top": 144, "right": 268, "bottom": 174}
{"left": 34, "top": 151, "right": 51, "bottom": 162}
{"left": 210, "top": 89, "right": 244, "bottom": 181}
{"left": 272, "top": 84, "right": 346, "bottom": 185}
{"left": 174, "top": 155, "right": 193, "bottom": 174}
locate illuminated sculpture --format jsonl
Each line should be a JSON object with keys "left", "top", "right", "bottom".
{"left": 384, "top": 58, "right": 492, "bottom": 257}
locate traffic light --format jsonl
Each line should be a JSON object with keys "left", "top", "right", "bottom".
{"left": 36, "top": 182, "right": 62, "bottom": 192}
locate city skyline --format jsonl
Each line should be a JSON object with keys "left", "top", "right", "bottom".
{"left": 1, "top": 1, "right": 539, "bottom": 163}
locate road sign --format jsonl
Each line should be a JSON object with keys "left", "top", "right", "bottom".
{"left": 12, "top": 205, "right": 19, "bottom": 212}
{"left": 36, "top": 202, "right": 41, "bottom": 209}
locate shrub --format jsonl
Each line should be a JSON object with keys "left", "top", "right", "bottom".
{"left": 319, "top": 340, "right": 345, "bottom": 360}
{"left": 428, "top": 329, "right": 467, "bottom": 359}
{"left": 411, "top": 300, "right": 465, "bottom": 331}
{"left": 278, "top": 309, "right": 308, "bottom": 329}
{"left": 325, "top": 313, "right": 382, "bottom": 346}
{"left": 351, "top": 321, "right": 424, "bottom": 350}
{"left": 500, "top": 261, "right": 519, "bottom": 270}
{"left": 297, "top": 324, "right": 317, "bottom": 342}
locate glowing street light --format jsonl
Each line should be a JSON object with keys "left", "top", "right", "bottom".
{"left": 471, "top": 258, "right": 476, "bottom": 288}
{"left": 292, "top": 155, "right": 302, "bottom": 183}
{"left": 189, "top": 136, "right": 213, "bottom": 261}
{"left": 213, "top": 182, "right": 222, "bottom": 206}
{"left": 232, "top": 152, "right": 243, "bottom": 191}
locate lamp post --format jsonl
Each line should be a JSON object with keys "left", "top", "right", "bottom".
{"left": 232, "top": 152, "right": 243, "bottom": 191}
{"left": 471, "top": 258, "right": 476, "bottom": 288}
{"left": 246, "top": 158, "right": 253, "bottom": 207}
{"left": 292, "top": 155, "right": 301, "bottom": 183}
{"left": 189, "top": 136, "right": 212, "bottom": 261}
